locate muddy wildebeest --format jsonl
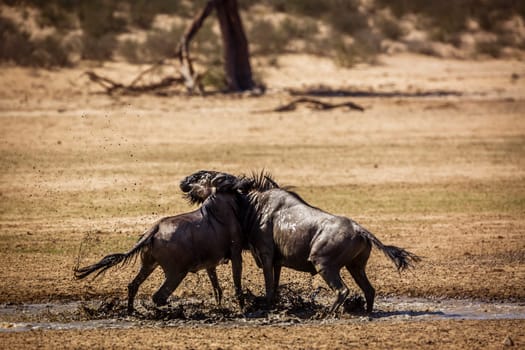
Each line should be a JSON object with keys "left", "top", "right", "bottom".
{"left": 180, "top": 170, "right": 421, "bottom": 313}
{"left": 74, "top": 173, "right": 247, "bottom": 314}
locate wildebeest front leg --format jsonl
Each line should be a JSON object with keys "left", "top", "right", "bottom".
{"left": 231, "top": 252, "right": 244, "bottom": 309}
{"left": 206, "top": 268, "right": 222, "bottom": 305}
{"left": 152, "top": 271, "right": 187, "bottom": 307}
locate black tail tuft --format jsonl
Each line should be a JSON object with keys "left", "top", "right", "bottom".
{"left": 381, "top": 245, "right": 421, "bottom": 271}
{"left": 74, "top": 253, "right": 127, "bottom": 280}
{"left": 352, "top": 219, "right": 421, "bottom": 271}
{"left": 74, "top": 224, "right": 157, "bottom": 281}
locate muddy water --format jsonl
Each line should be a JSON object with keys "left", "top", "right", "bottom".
{"left": 1, "top": 297, "right": 524, "bottom": 333}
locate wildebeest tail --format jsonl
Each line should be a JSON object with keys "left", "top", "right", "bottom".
{"left": 351, "top": 220, "right": 421, "bottom": 271}
{"left": 74, "top": 224, "right": 159, "bottom": 280}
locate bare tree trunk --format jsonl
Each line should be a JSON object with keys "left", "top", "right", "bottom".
{"left": 215, "top": 0, "right": 255, "bottom": 91}
{"left": 84, "top": 0, "right": 256, "bottom": 95}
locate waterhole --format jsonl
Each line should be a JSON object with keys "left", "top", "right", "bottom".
{"left": 1, "top": 296, "right": 523, "bottom": 333}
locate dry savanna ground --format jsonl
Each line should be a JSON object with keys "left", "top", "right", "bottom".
{"left": 0, "top": 54, "right": 524, "bottom": 348}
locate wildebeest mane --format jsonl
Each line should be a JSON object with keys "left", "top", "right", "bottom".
{"left": 241, "top": 171, "right": 323, "bottom": 211}
{"left": 238, "top": 171, "right": 280, "bottom": 193}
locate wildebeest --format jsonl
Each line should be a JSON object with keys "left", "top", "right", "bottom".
{"left": 74, "top": 173, "right": 247, "bottom": 314}
{"left": 180, "top": 170, "right": 421, "bottom": 313}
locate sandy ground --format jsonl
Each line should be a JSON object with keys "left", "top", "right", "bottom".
{"left": 0, "top": 54, "right": 524, "bottom": 348}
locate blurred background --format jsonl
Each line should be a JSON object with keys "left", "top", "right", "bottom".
{"left": 1, "top": 0, "right": 524, "bottom": 89}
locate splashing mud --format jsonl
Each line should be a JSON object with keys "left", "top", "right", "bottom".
{"left": 1, "top": 289, "right": 524, "bottom": 332}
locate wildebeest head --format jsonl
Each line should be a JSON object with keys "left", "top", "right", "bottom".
{"left": 180, "top": 169, "right": 281, "bottom": 205}
{"left": 180, "top": 170, "right": 240, "bottom": 204}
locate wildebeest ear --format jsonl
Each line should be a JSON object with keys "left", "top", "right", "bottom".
{"left": 211, "top": 173, "right": 238, "bottom": 192}
{"left": 210, "top": 173, "right": 227, "bottom": 186}
{"left": 234, "top": 177, "right": 254, "bottom": 193}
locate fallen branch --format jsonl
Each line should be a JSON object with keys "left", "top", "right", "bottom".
{"left": 84, "top": 71, "right": 185, "bottom": 96}
{"left": 259, "top": 97, "right": 365, "bottom": 113}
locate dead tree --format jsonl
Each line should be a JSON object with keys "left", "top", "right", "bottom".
{"left": 84, "top": 0, "right": 255, "bottom": 95}
{"left": 215, "top": 0, "right": 255, "bottom": 91}
{"left": 178, "top": 0, "right": 254, "bottom": 91}
{"left": 175, "top": 0, "right": 255, "bottom": 91}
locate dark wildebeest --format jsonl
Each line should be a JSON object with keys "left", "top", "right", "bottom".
{"left": 180, "top": 170, "right": 421, "bottom": 313}
{"left": 74, "top": 172, "right": 247, "bottom": 314}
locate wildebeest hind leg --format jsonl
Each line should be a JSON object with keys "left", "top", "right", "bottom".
{"left": 317, "top": 267, "right": 349, "bottom": 314}
{"left": 127, "top": 260, "right": 158, "bottom": 315}
{"left": 152, "top": 271, "right": 187, "bottom": 307}
{"left": 273, "top": 264, "right": 282, "bottom": 297}
{"left": 206, "top": 268, "right": 223, "bottom": 305}
{"left": 346, "top": 247, "right": 375, "bottom": 313}
{"left": 346, "top": 265, "right": 375, "bottom": 313}
{"left": 261, "top": 258, "right": 276, "bottom": 306}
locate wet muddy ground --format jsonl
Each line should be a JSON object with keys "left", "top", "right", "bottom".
{"left": 2, "top": 292, "right": 524, "bottom": 333}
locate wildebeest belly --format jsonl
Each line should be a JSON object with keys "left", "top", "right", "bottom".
{"left": 273, "top": 227, "right": 318, "bottom": 274}
{"left": 151, "top": 228, "right": 233, "bottom": 274}
{"left": 272, "top": 207, "right": 334, "bottom": 274}
{"left": 188, "top": 256, "right": 230, "bottom": 273}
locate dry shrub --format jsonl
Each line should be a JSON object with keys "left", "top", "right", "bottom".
{"left": 332, "top": 31, "right": 381, "bottom": 68}
{"left": 144, "top": 25, "right": 184, "bottom": 61}
{"left": 249, "top": 19, "right": 288, "bottom": 55}
{"left": 0, "top": 16, "right": 34, "bottom": 65}
{"left": 193, "top": 21, "right": 221, "bottom": 61}
{"left": 201, "top": 65, "right": 227, "bottom": 91}
{"left": 476, "top": 40, "right": 502, "bottom": 58}
{"left": 377, "top": 16, "right": 405, "bottom": 41}
{"left": 0, "top": 16, "right": 71, "bottom": 67}
{"left": 280, "top": 17, "right": 319, "bottom": 40}
{"left": 32, "top": 34, "right": 72, "bottom": 67}
{"left": 118, "top": 39, "right": 143, "bottom": 64}
{"left": 127, "top": 0, "right": 187, "bottom": 29}
{"left": 81, "top": 34, "right": 117, "bottom": 61}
